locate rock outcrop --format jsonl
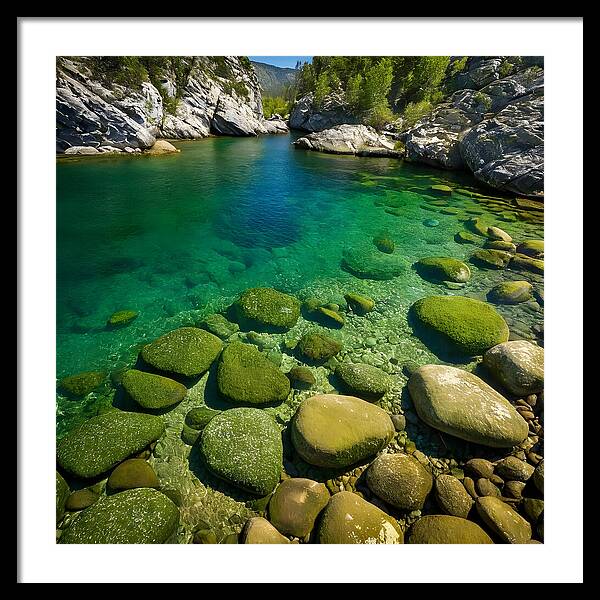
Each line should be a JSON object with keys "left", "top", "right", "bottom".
{"left": 56, "top": 56, "right": 288, "bottom": 153}
{"left": 289, "top": 92, "right": 357, "bottom": 132}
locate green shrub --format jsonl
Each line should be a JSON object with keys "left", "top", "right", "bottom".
{"left": 448, "top": 56, "right": 468, "bottom": 76}
{"left": 499, "top": 59, "right": 514, "bottom": 78}
{"left": 402, "top": 100, "right": 433, "bottom": 129}
{"left": 262, "top": 96, "right": 291, "bottom": 118}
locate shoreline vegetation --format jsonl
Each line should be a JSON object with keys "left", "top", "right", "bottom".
{"left": 55, "top": 55, "right": 545, "bottom": 546}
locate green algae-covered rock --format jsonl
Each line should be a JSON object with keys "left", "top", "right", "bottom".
{"left": 241, "top": 517, "right": 291, "bottom": 544}
{"left": 487, "top": 226, "right": 512, "bottom": 242}
{"left": 407, "top": 515, "right": 493, "bottom": 544}
{"left": 200, "top": 313, "right": 240, "bottom": 340}
{"left": 471, "top": 249, "right": 512, "bottom": 269}
{"left": 336, "top": 363, "right": 391, "bottom": 399}
{"left": 408, "top": 365, "right": 528, "bottom": 448}
{"left": 484, "top": 239, "right": 517, "bottom": 253}
{"left": 234, "top": 287, "right": 301, "bottom": 331}
{"left": 366, "top": 453, "right": 433, "bottom": 511}
{"left": 58, "top": 371, "right": 105, "bottom": 397}
{"left": 200, "top": 408, "right": 283, "bottom": 496}
{"left": 342, "top": 245, "right": 408, "bottom": 280}
{"left": 286, "top": 366, "right": 316, "bottom": 389}
{"left": 141, "top": 327, "right": 222, "bottom": 377}
{"left": 516, "top": 239, "right": 544, "bottom": 258}
{"left": 121, "top": 369, "right": 187, "bottom": 410}
{"left": 430, "top": 184, "right": 453, "bottom": 195}
{"left": 297, "top": 331, "right": 342, "bottom": 363}
{"left": 487, "top": 281, "right": 533, "bottom": 304}
{"left": 344, "top": 292, "right": 375, "bottom": 314}
{"left": 107, "top": 458, "right": 160, "bottom": 491}
{"left": 465, "top": 217, "right": 491, "bottom": 237}
{"left": 185, "top": 406, "right": 222, "bottom": 430}
{"left": 510, "top": 254, "right": 544, "bottom": 274}
{"left": 291, "top": 394, "right": 394, "bottom": 468}
{"left": 107, "top": 310, "right": 138, "bottom": 327}
{"left": 56, "top": 471, "right": 70, "bottom": 524}
{"left": 415, "top": 257, "right": 471, "bottom": 283}
{"left": 434, "top": 474, "right": 474, "bottom": 519}
{"left": 181, "top": 423, "right": 201, "bottom": 446}
{"left": 317, "top": 306, "right": 345, "bottom": 327}
{"left": 476, "top": 496, "right": 532, "bottom": 544}
{"left": 60, "top": 488, "right": 179, "bottom": 544}
{"left": 373, "top": 235, "right": 395, "bottom": 254}
{"left": 317, "top": 491, "right": 403, "bottom": 544}
{"left": 268, "top": 478, "right": 330, "bottom": 538}
{"left": 411, "top": 295, "right": 509, "bottom": 355}
{"left": 65, "top": 489, "right": 99, "bottom": 512}
{"left": 217, "top": 341, "right": 290, "bottom": 405}
{"left": 454, "top": 231, "right": 480, "bottom": 245}
{"left": 57, "top": 411, "right": 165, "bottom": 478}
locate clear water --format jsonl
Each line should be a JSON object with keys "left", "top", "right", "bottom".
{"left": 56, "top": 133, "right": 544, "bottom": 436}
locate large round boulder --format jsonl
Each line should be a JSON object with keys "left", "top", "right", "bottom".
{"left": 234, "top": 287, "right": 300, "bottom": 331}
{"left": 58, "top": 371, "right": 105, "bottom": 397}
{"left": 121, "top": 369, "right": 187, "bottom": 410}
{"left": 408, "top": 365, "right": 529, "bottom": 448}
{"left": 291, "top": 394, "right": 395, "bottom": 468}
{"left": 415, "top": 257, "right": 471, "bottom": 283}
{"left": 407, "top": 515, "right": 493, "bottom": 544}
{"left": 487, "top": 281, "right": 533, "bottom": 304}
{"left": 335, "top": 363, "right": 391, "bottom": 400}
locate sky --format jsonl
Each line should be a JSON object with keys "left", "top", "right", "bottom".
{"left": 249, "top": 56, "right": 312, "bottom": 69}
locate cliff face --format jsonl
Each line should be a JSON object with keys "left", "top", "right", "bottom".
{"left": 56, "top": 57, "right": 288, "bottom": 154}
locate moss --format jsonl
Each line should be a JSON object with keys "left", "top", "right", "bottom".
{"left": 217, "top": 342, "right": 290, "bottom": 405}
{"left": 344, "top": 292, "right": 375, "bottom": 315}
{"left": 487, "top": 281, "right": 533, "bottom": 305}
{"left": 297, "top": 332, "right": 342, "bottom": 363}
{"left": 200, "top": 408, "right": 283, "bottom": 496}
{"left": 454, "top": 231, "right": 480, "bottom": 245}
{"left": 56, "top": 471, "right": 70, "bottom": 524}
{"left": 516, "top": 240, "right": 544, "bottom": 258}
{"left": 465, "top": 217, "right": 491, "bottom": 237}
{"left": 415, "top": 257, "right": 471, "bottom": 283}
{"left": 234, "top": 287, "right": 300, "bottom": 331}
{"left": 411, "top": 295, "right": 510, "bottom": 356}
{"left": 470, "top": 249, "right": 512, "bottom": 269}
{"left": 185, "top": 406, "right": 222, "bottom": 430}
{"left": 484, "top": 240, "right": 516, "bottom": 253}
{"left": 430, "top": 184, "right": 453, "bottom": 195}
{"left": 141, "top": 327, "right": 223, "bottom": 377}
{"left": 60, "top": 488, "right": 179, "bottom": 544}
{"left": 121, "top": 369, "right": 187, "bottom": 410}
{"left": 107, "top": 310, "right": 139, "bottom": 327}
{"left": 335, "top": 363, "right": 391, "bottom": 399}
{"left": 373, "top": 235, "right": 395, "bottom": 254}
{"left": 317, "top": 306, "right": 345, "bottom": 328}
{"left": 286, "top": 366, "right": 316, "bottom": 389}
{"left": 58, "top": 371, "right": 105, "bottom": 397}
{"left": 57, "top": 411, "right": 165, "bottom": 478}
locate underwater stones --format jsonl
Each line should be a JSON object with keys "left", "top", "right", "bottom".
{"left": 121, "top": 369, "right": 187, "bottom": 410}
{"left": 407, "top": 515, "right": 493, "bottom": 544}
{"left": 106, "top": 310, "right": 138, "bottom": 328}
{"left": 487, "top": 281, "right": 533, "bottom": 304}
{"left": 286, "top": 366, "right": 316, "bottom": 389}
{"left": 297, "top": 332, "right": 342, "bottom": 363}
{"left": 483, "top": 341, "right": 544, "bottom": 396}
{"left": 317, "top": 306, "right": 345, "bottom": 327}
{"left": 200, "top": 313, "right": 239, "bottom": 340}
{"left": 141, "top": 327, "right": 223, "bottom": 377}
{"left": 471, "top": 249, "right": 512, "bottom": 269}
{"left": 200, "top": 408, "right": 283, "bottom": 496}
{"left": 241, "top": 517, "right": 291, "bottom": 544}
{"left": 60, "top": 488, "right": 179, "bottom": 544}
{"left": 366, "top": 453, "right": 433, "bottom": 511}
{"left": 485, "top": 240, "right": 517, "bottom": 253}
{"left": 344, "top": 292, "right": 375, "bottom": 315}
{"left": 434, "top": 474, "right": 474, "bottom": 518}
{"left": 107, "top": 458, "right": 160, "bottom": 491}
{"left": 408, "top": 365, "right": 529, "bottom": 448}
{"left": 415, "top": 257, "right": 471, "bottom": 283}
{"left": 373, "top": 235, "right": 395, "bottom": 254}
{"left": 476, "top": 496, "right": 532, "bottom": 544}
{"left": 57, "top": 411, "right": 165, "bottom": 478}
{"left": 290, "top": 394, "right": 394, "bottom": 468}
{"left": 234, "top": 287, "right": 301, "bottom": 331}
{"left": 217, "top": 341, "right": 290, "bottom": 405}
{"left": 465, "top": 217, "right": 491, "bottom": 237}
{"left": 454, "top": 231, "right": 480, "bottom": 245}
{"left": 268, "top": 478, "right": 330, "bottom": 538}
{"left": 56, "top": 471, "right": 70, "bottom": 523}
{"left": 317, "top": 491, "right": 404, "bottom": 544}
{"left": 516, "top": 239, "right": 544, "bottom": 258}
{"left": 411, "top": 295, "right": 509, "bottom": 355}
{"left": 65, "top": 488, "right": 100, "bottom": 511}
{"left": 181, "top": 424, "right": 200, "bottom": 446}
{"left": 430, "top": 184, "right": 453, "bottom": 195}
{"left": 185, "top": 406, "right": 221, "bottom": 431}
{"left": 341, "top": 246, "right": 408, "bottom": 280}
{"left": 58, "top": 371, "right": 105, "bottom": 397}
{"left": 335, "top": 363, "right": 391, "bottom": 399}
{"left": 510, "top": 254, "right": 544, "bottom": 274}
{"left": 423, "top": 218, "right": 439, "bottom": 227}
{"left": 487, "top": 226, "right": 513, "bottom": 242}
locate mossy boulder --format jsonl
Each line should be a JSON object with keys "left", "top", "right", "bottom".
{"left": 268, "top": 478, "right": 330, "bottom": 538}
{"left": 185, "top": 406, "right": 222, "bottom": 430}
{"left": 107, "top": 310, "right": 138, "bottom": 327}
{"left": 430, "top": 184, "right": 453, "bottom": 195}
{"left": 407, "top": 515, "right": 493, "bottom": 544}
{"left": 487, "top": 226, "right": 512, "bottom": 242}
{"left": 408, "top": 365, "right": 528, "bottom": 448}
{"left": 234, "top": 287, "right": 301, "bottom": 331}
{"left": 411, "top": 295, "right": 509, "bottom": 355}
{"left": 487, "top": 281, "right": 533, "bottom": 304}
{"left": 141, "top": 327, "right": 222, "bottom": 377}
{"left": 60, "top": 488, "right": 179, "bottom": 544}
{"left": 454, "top": 231, "right": 480, "bottom": 245}
{"left": 484, "top": 240, "right": 517, "bottom": 253}
{"left": 317, "top": 492, "right": 404, "bottom": 544}
{"left": 471, "top": 249, "right": 512, "bottom": 269}
{"left": 217, "top": 342, "right": 290, "bottom": 405}
{"left": 516, "top": 239, "right": 544, "bottom": 258}
{"left": 200, "top": 408, "right": 283, "bottom": 496}
{"left": 286, "top": 366, "right": 316, "bottom": 389}
{"left": 65, "top": 489, "right": 100, "bottom": 511}
{"left": 335, "top": 363, "right": 391, "bottom": 399}
{"left": 241, "top": 517, "right": 290, "bottom": 544}
{"left": 297, "top": 332, "right": 342, "bottom": 363}
{"left": 107, "top": 458, "right": 160, "bottom": 490}
{"left": 465, "top": 217, "right": 492, "bottom": 237}
{"left": 415, "top": 257, "right": 471, "bottom": 283}
{"left": 56, "top": 471, "right": 70, "bottom": 523}
{"left": 510, "top": 254, "right": 544, "bottom": 274}
{"left": 317, "top": 306, "right": 345, "bottom": 328}
{"left": 373, "top": 235, "right": 395, "bottom": 254}
{"left": 57, "top": 411, "right": 165, "bottom": 478}
{"left": 434, "top": 474, "right": 474, "bottom": 518}
{"left": 291, "top": 394, "right": 395, "bottom": 468}
{"left": 342, "top": 245, "right": 408, "bottom": 280}
{"left": 423, "top": 218, "right": 439, "bottom": 227}
{"left": 200, "top": 313, "right": 239, "bottom": 339}
{"left": 344, "top": 292, "right": 375, "bottom": 314}
{"left": 58, "top": 371, "right": 105, "bottom": 397}
{"left": 121, "top": 369, "right": 187, "bottom": 410}
{"left": 476, "top": 496, "right": 532, "bottom": 544}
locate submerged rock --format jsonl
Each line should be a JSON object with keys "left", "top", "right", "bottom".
{"left": 107, "top": 458, "right": 160, "bottom": 490}
{"left": 471, "top": 248, "right": 512, "bottom": 269}
{"left": 107, "top": 310, "right": 139, "bottom": 327}
{"left": 510, "top": 254, "right": 544, "bottom": 274}
{"left": 344, "top": 292, "right": 375, "bottom": 314}
{"left": 297, "top": 332, "right": 342, "bottom": 363}
{"left": 234, "top": 287, "right": 301, "bottom": 331}
{"left": 373, "top": 235, "right": 395, "bottom": 254}
{"left": 516, "top": 239, "right": 544, "bottom": 258}
{"left": 291, "top": 394, "right": 394, "bottom": 468}
{"left": 286, "top": 366, "right": 316, "bottom": 389}
{"left": 200, "top": 313, "right": 239, "bottom": 340}
{"left": 408, "top": 365, "right": 529, "bottom": 448}
{"left": 335, "top": 362, "right": 391, "bottom": 399}
{"left": 185, "top": 406, "right": 221, "bottom": 431}
{"left": 487, "top": 281, "right": 533, "bottom": 304}
{"left": 121, "top": 369, "right": 187, "bottom": 410}
{"left": 65, "top": 488, "right": 100, "bottom": 511}
{"left": 241, "top": 517, "right": 290, "bottom": 544}
{"left": 415, "top": 257, "right": 471, "bottom": 283}
{"left": 58, "top": 371, "right": 105, "bottom": 398}
{"left": 342, "top": 245, "right": 408, "bottom": 280}
{"left": 408, "top": 514, "right": 493, "bottom": 544}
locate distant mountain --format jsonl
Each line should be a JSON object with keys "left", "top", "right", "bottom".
{"left": 251, "top": 61, "right": 298, "bottom": 97}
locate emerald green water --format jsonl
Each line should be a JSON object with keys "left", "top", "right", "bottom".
{"left": 56, "top": 133, "right": 544, "bottom": 435}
